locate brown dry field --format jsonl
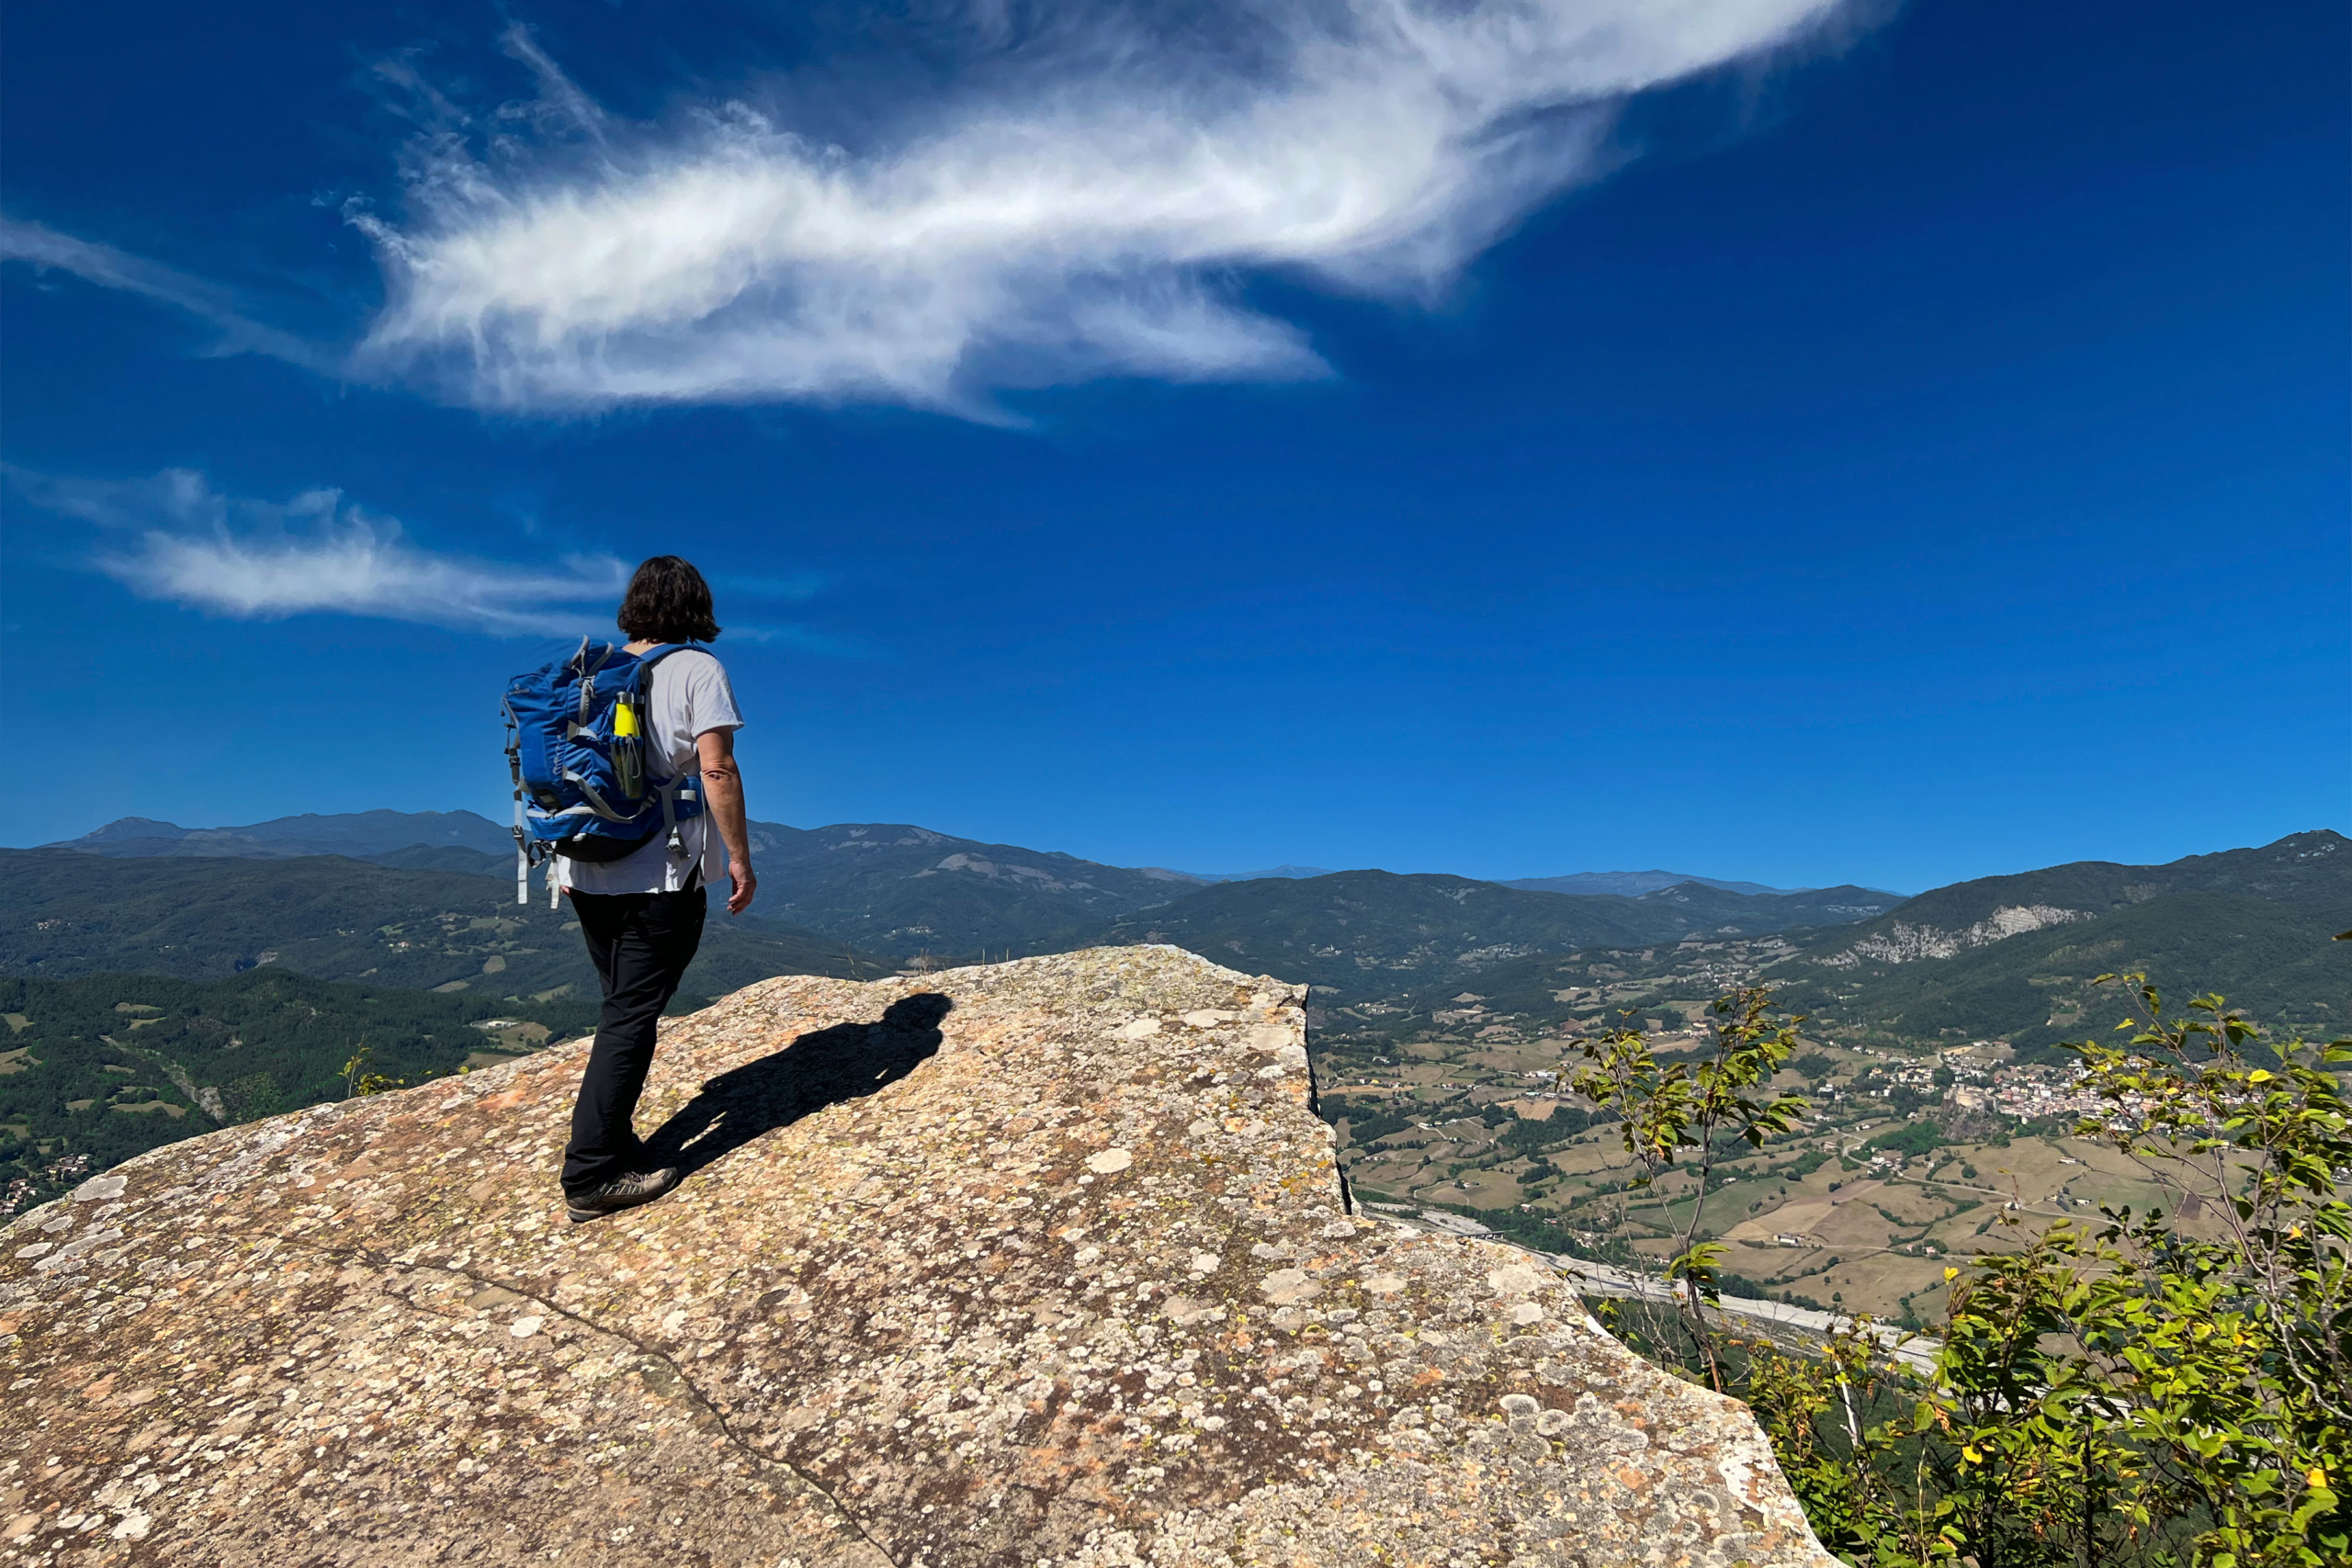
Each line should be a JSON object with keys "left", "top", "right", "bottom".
{"left": 1498, "top": 1122, "right": 2196, "bottom": 1319}
{"left": 1322, "top": 1015, "right": 2244, "bottom": 1322}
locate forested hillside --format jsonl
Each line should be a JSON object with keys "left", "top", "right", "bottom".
{"left": 1798, "top": 829, "right": 2348, "bottom": 964}
{"left": 1775, "top": 892, "right": 2352, "bottom": 1058}
{"left": 734, "top": 820, "right": 1206, "bottom": 955}
{"left": 0, "top": 970, "right": 595, "bottom": 1213}
{"left": 45, "top": 813, "right": 1216, "bottom": 962}
{"left": 1777, "top": 830, "right": 2352, "bottom": 1055}
{"left": 0, "top": 851, "right": 875, "bottom": 1007}
{"left": 1091, "top": 869, "right": 1891, "bottom": 1005}
{"left": 51, "top": 809, "right": 513, "bottom": 861}
{"left": 40, "top": 808, "right": 1912, "bottom": 970}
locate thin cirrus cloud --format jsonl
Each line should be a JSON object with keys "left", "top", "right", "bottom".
{"left": 1, "top": 3, "right": 1849, "bottom": 418}
{"left": 354, "top": 0, "right": 1849, "bottom": 414}
{"left": 0, "top": 219, "right": 334, "bottom": 373}
{"left": 7, "top": 468, "right": 630, "bottom": 637}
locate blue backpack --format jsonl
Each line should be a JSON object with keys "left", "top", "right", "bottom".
{"left": 503, "top": 638, "right": 707, "bottom": 906}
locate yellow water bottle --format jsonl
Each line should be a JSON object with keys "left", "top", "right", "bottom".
{"left": 613, "top": 694, "right": 647, "bottom": 801}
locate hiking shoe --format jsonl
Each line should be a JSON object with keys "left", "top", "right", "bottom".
{"left": 565, "top": 1166, "right": 680, "bottom": 1224}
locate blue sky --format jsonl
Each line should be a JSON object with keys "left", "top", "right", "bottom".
{"left": 2, "top": 0, "right": 2344, "bottom": 893}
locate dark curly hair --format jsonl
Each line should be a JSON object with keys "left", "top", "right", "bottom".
{"left": 616, "top": 556, "right": 721, "bottom": 644}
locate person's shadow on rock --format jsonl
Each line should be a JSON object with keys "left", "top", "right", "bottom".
{"left": 640, "top": 993, "right": 952, "bottom": 1180}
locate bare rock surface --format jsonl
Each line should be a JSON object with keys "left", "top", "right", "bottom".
{"left": 1, "top": 945, "right": 1832, "bottom": 1567}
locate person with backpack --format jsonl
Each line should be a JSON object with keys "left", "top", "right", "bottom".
{"left": 503, "top": 556, "right": 756, "bottom": 1223}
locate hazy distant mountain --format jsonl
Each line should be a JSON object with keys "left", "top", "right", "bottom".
{"left": 51, "top": 810, "right": 514, "bottom": 863}
{"left": 1632, "top": 881, "right": 1900, "bottom": 928}
{"left": 365, "top": 845, "right": 514, "bottom": 876}
{"left": 40, "top": 811, "right": 1210, "bottom": 959}
{"left": 1505, "top": 869, "right": 1804, "bottom": 897}
{"left": 1176, "top": 865, "right": 1336, "bottom": 884}
{"left": 0, "top": 850, "right": 874, "bottom": 1008}
{"left": 24, "top": 809, "right": 2344, "bottom": 1061}
{"left": 735, "top": 821, "right": 1206, "bottom": 956}
{"left": 1284, "top": 831, "right": 2352, "bottom": 1064}
{"left": 1087, "top": 870, "right": 1894, "bottom": 1006}
{"left": 32, "top": 809, "right": 1899, "bottom": 968}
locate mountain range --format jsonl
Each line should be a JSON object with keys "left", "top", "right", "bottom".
{"left": 62, "top": 811, "right": 514, "bottom": 861}
{"left": 1503, "top": 870, "right": 1809, "bottom": 897}
{"left": 1177, "top": 864, "right": 1337, "bottom": 884}
{"left": 43, "top": 812, "right": 1852, "bottom": 959}
{"left": 1774, "top": 827, "right": 2352, "bottom": 1054}
{"left": 45, "top": 814, "right": 1810, "bottom": 899}
{"left": 24, "top": 812, "right": 2349, "bottom": 1053}
{"left": 1091, "top": 871, "right": 1899, "bottom": 1005}
{"left": 1355, "top": 829, "right": 2352, "bottom": 1060}
{"left": 0, "top": 850, "right": 876, "bottom": 1011}
{"left": 10, "top": 809, "right": 2341, "bottom": 1322}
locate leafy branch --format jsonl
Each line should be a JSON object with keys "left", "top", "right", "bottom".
{"left": 1570, "top": 985, "right": 1809, "bottom": 1389}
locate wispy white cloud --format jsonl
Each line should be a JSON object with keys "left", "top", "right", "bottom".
{"left": 721, "top": 621, "right": 867, "bottom": 657}
{"left": 0, "top": 218, "right": 334, "bottom": 372}
{"left": 495, "top": 22, "right": 612, "bottom": 151}
{"left": 6, "top": 468, "right": 629, "bottom": 636}
{"left": 4, "top": 3, "right": 1849, "bottom": 417}
{"left": 355, "top": 0, "right": 1848, "bottom": 413}
{"left": 715, "top": 570, "right": 830, "bottom": 604}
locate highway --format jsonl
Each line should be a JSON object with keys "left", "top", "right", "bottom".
{"left": 1369, "top": 1202, "right": 1941, "bottom": 1374}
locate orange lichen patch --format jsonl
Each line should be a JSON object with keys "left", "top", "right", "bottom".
{"left": 0, "top": 945, "right": 1829, "bottom": 1568}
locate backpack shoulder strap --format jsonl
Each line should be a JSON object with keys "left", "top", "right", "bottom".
{"left": 628, "top": 642, "right": 705, "bottom": 697}
{"left": 626, "top": 644, "right": 707, "bottom": 855}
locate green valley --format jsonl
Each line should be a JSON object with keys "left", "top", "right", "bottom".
{"left": 11, "top": 815, "right": 2348, "bottom": 1328}
{"left": 1297, "top": 831, "right": 2352, "bottom": 1324}
{"left": 0, "top": 969, "right": 597, "bottom": 1215}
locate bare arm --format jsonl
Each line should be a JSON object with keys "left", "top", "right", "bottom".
{"left": 695, "top": 727, "right": 756, "bottom": 915}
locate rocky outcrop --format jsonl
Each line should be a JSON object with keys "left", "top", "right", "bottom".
{"left": 1819, "top": 904, "right": 2090, "bottom": 968}
{"left": 1, "top": 946, "right": 1831, "bottom": 1567}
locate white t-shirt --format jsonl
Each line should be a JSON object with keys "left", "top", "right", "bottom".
{"left": 557, "top": 648, "right": 744, "bottom": 897}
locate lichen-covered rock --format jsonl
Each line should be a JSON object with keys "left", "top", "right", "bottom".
{"left": 0, "top": 946, "right": 1833, "bottom": 1567}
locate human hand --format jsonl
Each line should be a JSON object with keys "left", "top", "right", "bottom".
{"left": 727, "top": 860, "right": 757, "bottom": 915}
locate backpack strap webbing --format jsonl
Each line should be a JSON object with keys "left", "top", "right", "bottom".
{"left": 634, "top": 643, "right": 705, "bottom": 863}
{"left": 503, "top": 695, "right": 531, "bottom": 908}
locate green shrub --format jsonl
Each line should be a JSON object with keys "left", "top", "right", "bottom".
{"left": 1585, "top": 975, "right": 2349, "bottom": 1568}
{"left": 1862, "top": 1121, "right": 1944, "bottom": 1158}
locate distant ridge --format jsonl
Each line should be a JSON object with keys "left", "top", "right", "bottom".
{"left": 28, "top": 811, "right": 1906, "bottom": 971}
{"left": 1768, "top": 827, "right": 2352, "bottom": 1058}
{"left": 1175, "top": 864, "right": 1336, "bottom": 884}
{"left": 0, "top": 848, "right": 872, "bottom": 1000}
{"left": 1506, "top": 869, "right": 1806, "bottom": 897}
{"left": 49, "top": 809, "right": 513, "bottom": 861}
{"left": 1098, "top": 870, "right": 1902, "bottom": 1005}
{"left": 24, "top": 809, "right": 2341, "bottom": 1056}
{"left": 33, "top": 812, "right": 1353, "bottom": 958}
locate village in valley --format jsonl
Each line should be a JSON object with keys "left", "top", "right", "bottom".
{"left": 1309, "top": 934, "right": 2191, "bottom": 1329}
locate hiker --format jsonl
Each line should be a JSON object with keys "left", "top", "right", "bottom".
{"left": 551, "top": 557, "right": 756, "bottom": 1223}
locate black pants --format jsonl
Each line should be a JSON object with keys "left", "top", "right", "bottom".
{"left": 562, "top": 882, "right": 706, "bottom": 1197}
